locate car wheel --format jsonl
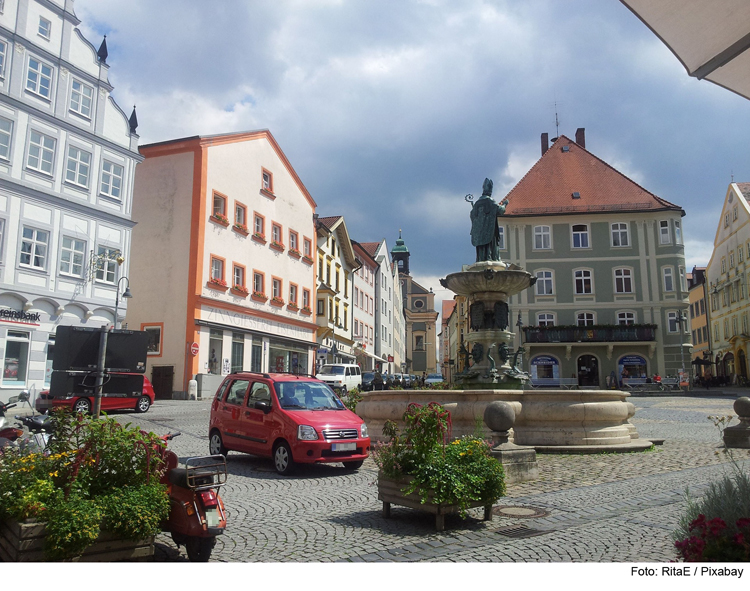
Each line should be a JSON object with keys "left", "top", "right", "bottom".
{"left": 135, "top": 395, "right": 151, "bottom": 413}
{"left": 273, "top": 441, "right": 296, "bottom": 475}
{"left": 342, "top": 460, "right": 364, "bottom": 470}
{"left": 209, "top": 430, "right": 228, "bottom": 457}
{"left": 185, "top": 536, "right": 215, "bottom": 562}
{"left": 73, "top": 398, "right": 91, "bottom": 414}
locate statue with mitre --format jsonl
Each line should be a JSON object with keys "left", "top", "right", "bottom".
{"left": 469, "top": 178, "right": 508, "bottom": 262}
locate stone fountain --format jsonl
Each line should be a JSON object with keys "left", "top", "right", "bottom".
{"left": 357, "top": 178, "right": 652, "bottom": 452}
{"left": 439, "top": 178, "right": 535, "bottom": 388}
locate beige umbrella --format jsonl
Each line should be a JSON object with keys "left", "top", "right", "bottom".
{"left": 621, "top": 0, "right": 750, "bottom": 100}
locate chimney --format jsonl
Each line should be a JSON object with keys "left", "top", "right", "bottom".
{"left": 541, "top": 132, "right": 549, "bottom": 156}
{"left": 575, "top": 128, "right": 586, "bottom": 149}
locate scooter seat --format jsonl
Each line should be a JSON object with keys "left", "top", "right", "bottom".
{"left": 168, "top": 468, "right": 214, "bottom": 488}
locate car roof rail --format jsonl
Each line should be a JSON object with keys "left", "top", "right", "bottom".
{"left": 271, "top": 371, "right": 317, "bottom": 379}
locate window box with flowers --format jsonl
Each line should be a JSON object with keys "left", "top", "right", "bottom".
{"left": 252, "top": 233, "right": 266, "bottom": 244}
{"left": 300, "top": 306, "right": 312, "bottom": 315}
{"left": 301, "top": 255, "right": 314, "bottom": 265}
{"left": 288, "top": 248, "right": 301, "bottom": 259}
{"left": 210, "top": 213, "right": 230, "bottom": 227}
{"left": 207, "top": 278, "right": 228, "bottom": 291}
{"left": 270, "top": 241, "right": 284, "bottom": 253}
{"left": 374, "top": 403, "right": 505, "bottom": 532}
{"left": 270, "top": 296, "right": 285, "bottom": 307}
{"left": 251, "top": 291, "right": 268, "bottom": 302}
{"left": 232, "top": 223, "right": 249, "bottom": 236}
{"left": 287, "top": 302, "right": 299, "bottom": 312}
{"left": 231, "top": 285, "right": 249, "bottom": 297}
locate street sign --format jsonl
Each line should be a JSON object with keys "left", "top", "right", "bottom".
{"left": 190, "top": 342, "right": 199, "bottom": 356}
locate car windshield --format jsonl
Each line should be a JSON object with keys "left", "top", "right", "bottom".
{"left": 428, "top": 374, "right": 443, "bottom": 379}
{"left": 275, "top": 382, "right": 344, "bottom": 410}
{"left": 318, "top": 365, "right": 345, "bottom": 375}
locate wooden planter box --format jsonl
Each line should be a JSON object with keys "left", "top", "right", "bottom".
{"left": 0, "top": 518, "right": 154, "bottom": 562}
{"left": 377, "top": 474, "right": 492, "bottom": 531}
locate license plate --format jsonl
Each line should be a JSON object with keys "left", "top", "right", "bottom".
{"left": 205, "top": 507, "right": 220, "bottom": 527}
{"left": 332, "top": 442, "right": 356, "bottom": 452}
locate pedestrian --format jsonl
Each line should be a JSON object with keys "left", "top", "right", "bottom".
{"left": 373, "top": 370, "right": 383, "bottom": 391}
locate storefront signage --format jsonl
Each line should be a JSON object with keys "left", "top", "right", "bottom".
{"left": 204, "top": 306, "right": 314, "bottom": 341}
{"left": 619, "top": 355, "right": 647, "bottom": 366}
{"left": 531, "top": 356, "right": 558, "bottom": 365}
{"left": 0, "top": 308, "right": 41, "bottom": 325}
{"left": 530, "top": 355, "right": 559, "bottom": 380}
{"left": 388, "top": 355, "right": 394, "bottom": 362}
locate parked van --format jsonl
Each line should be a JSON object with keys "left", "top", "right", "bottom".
{"left": 315, "top": 364, "right": 362, "bottom": 393}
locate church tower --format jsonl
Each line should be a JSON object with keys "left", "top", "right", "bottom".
{"left": 390, "top": 230, "right": 410, "bottom": 276}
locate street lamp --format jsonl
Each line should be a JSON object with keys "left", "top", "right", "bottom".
{"left": 676, "top": 311, "right": 688, "bottom": 390}
{"left": 516, "top": 312, "right": 525, "bottom": 372}
{"left": 113, "top": 277, "right": 132, "bottom": 329}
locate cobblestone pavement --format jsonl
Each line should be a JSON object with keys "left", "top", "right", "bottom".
{"left": 112, "top": 393, "right": 748, "bottom": 563}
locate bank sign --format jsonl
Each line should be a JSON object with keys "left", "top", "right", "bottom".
{"left": 0, "top": 308, "right": 41, "bottom": 325}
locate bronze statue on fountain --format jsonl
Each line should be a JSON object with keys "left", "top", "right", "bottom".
{"left": 439, "top": 178, "right": 536, "bottom": 389}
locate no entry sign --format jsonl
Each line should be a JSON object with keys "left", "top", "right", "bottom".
{"left": 190, "top": 342, "right": 199, "bottom": 356}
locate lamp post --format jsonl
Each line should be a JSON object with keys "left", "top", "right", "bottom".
{"left": 676, "top": 310, "right": 688, "bottom": 391}
{"left": 113, "top": 277, "right": 133, "bottom": 329}
{"left": 516, "top": 312, "right": 524, "bottom": 372}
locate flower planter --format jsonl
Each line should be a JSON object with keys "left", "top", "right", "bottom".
{"left": 301, "top": 255, "right": 314, "bottom": 265}
{"left": 377, "top": 473, "right": 492, "bottom": 531}
{"left": 206, "top": 281, "right": 228, "bottom": 291}
{"left": 270, "top": 298, "right": 285, "bottom": 307}
{"left": 300, "top": 307, "right": 312, "bottom": 316}
{"left": 0, "top": 518, "right": 154, "bottom": 562}
{"left": 232, "top": 225, "right": 249, "bottom": 236}
{"left": 288, "top": 249, "right": 301, "bottom": 259}
{"left": 270, "top": 242, "right": 285, "bottom": 253}
{"left": 251, "top": 293, "right": 268, "bottom": 303}
{"left": 252, "top": 234, "right": 266, "bottom": 244}
{"left": 231, "top": 287, "right": 249, "bottom": 297}
{"left": 209, "top": 215, "right": 229, "bottom": 227}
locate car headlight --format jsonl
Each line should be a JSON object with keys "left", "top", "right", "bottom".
{"left": 360, "top": 423, "right": 368, "bottom": 438}
{"left": 297, "top": 425, "right": 319, "bottom": 441}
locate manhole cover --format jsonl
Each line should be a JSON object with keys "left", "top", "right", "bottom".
{"left": 493, "top": 505, "right": 549, "bottom": 518}
{"left": 495, "top": 524, "right": 550, "bottom": 538}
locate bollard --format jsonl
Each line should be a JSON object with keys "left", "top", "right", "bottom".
{"left": 188, "top": 379, "right": 198, "bottom": 401}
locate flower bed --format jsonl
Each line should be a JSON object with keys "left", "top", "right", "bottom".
{"left": 0, "top": 412, "right": 170, "bottom": 561}
{"left": 373, "top": 402, "right": 505, "bottom": 531}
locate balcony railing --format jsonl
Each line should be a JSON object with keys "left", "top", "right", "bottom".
{"left": 523, "top": 324, "right": 657, "bottom": 343}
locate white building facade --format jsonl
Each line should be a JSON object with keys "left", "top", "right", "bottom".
{"left": 351, "top": 240, "right": 378, "bottom": 370}
{"left": 0, "top": 0, "right": 141, "bottom": 403}
{"left": 128, "top": 130, "right": 318, "bottom": 399}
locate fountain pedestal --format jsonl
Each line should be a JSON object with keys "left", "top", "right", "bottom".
{"left": 440, "top": 261, "right": 534, "bottom": 389}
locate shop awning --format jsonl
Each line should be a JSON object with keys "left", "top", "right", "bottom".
{"left": 691, "top": 357, "right": 713, "bottom": 366}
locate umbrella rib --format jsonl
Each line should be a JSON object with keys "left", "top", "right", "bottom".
{"left": 692, "top": 31, "right": 750, "bottom": 79}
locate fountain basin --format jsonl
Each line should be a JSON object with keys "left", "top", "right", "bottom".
{"left": 357, "top": 389, "right": 643, "bottom": 449}
{"left": 441, "top": 263, "right": 533, "bottom": 297}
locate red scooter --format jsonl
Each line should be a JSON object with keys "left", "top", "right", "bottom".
{"left": 159, "top": 432, "right": 228, "bottom": 562}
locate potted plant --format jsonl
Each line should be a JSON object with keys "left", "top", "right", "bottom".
{"left": 301, "top": 305, "right": 312, "bottom": 315}
{"left": 288, "top": 248, "right": 301, "bottom": 258}
{"left": 233, "top": 223, "right": 249, "bottom": 235}
{"left": 207, "top": 277, "right": 228, "bottom": 290}
{"left": 251, "top": 291, "right": 268, "bottom": 302}
{"left": 231, "top": 284, "right": 249, "bottom": 296}
{"left": 0, "top": 411, "right": 170, "bottom": 561}
{"left": 301, "top": 254, "right": 314, "bottom": 265}
{"left": 252, "top": 232, "right": 266, "bottom": 244}
{"left": 373, "top": 402, "right": 505, "bottom": 531}
{"left": 270, "top": 296, "right": 285, "bottom": 306}
{"left": 210, "top": 212, "right": 229, "bottom": 226}
{"left": 270, "top": 240, "right": 284, "bottom": 252}
{"left": 287, "top": 302, "right": 299, "bottom": 311}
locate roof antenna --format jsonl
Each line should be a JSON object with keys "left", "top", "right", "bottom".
{"left": 554, "top": 101, "right": 560, "bottom": 138}
{"left": 731, "top": 170, "right": 734, "bottom": 182}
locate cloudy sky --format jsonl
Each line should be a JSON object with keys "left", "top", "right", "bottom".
{"left": 75, "top": 0, "right": 750, "bottom": 314}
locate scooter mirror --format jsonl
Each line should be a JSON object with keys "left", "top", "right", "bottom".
{"left": 18, "top": 391, "right": 30, "bottom": 402}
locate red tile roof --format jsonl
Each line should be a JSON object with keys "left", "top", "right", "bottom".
{"left": 316, "top": 215, "right": 342, "bottom": 230}
{"left": 503, "top": 136, "right": 683, "bottom": 217}
{"left": 358, "top": 242, "right": 380, "bottom": 258}
{"left": 442, "top": 300, "right": 457, "bottom": 323}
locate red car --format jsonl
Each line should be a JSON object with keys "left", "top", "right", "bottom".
{"left": 208, "top": 372, "right": 370, "bottom": 475}
{"left": 35, "top": 374, "right": 155, "bottom": 414}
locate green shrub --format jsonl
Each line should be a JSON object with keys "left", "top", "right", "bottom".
{"left": 373, "top": 402, "right": 505, "bottom": 516}
{"left": 0, "top": 410, "right": 169, "bottom": 560}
